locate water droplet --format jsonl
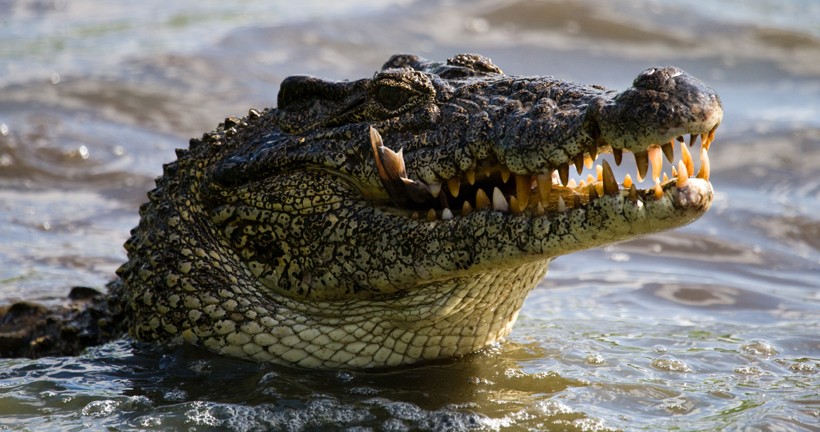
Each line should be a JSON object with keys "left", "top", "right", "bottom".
{"left": 0, "top": 123, "right": 8, "bottom": 135}
{"left": 79, "top": 145, "right": 89, "bottom": 159}
{"left": 652, "top": 344, "right": 668, "bottom": 353}
{"left": 50, "top": 72, "right": 61, "bottom": 85}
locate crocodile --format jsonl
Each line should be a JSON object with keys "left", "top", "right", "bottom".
{"left": 0, "top": 54, "right": 722, "bottom": 368}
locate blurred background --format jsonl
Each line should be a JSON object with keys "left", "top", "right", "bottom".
{"left": 1, "top": 0, "right": 818, "bottom": 430}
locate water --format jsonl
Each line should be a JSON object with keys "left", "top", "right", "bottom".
{"left": 1, "top": 0, "right": 818, "bottom": 430}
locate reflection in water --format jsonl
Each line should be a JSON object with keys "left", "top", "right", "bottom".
{"left": 1, "top": 0, "right": 819, "bottom": 430}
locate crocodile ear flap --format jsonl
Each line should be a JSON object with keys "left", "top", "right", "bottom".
{"left": 277, "top": 75, "right": 360, "bottom": 112}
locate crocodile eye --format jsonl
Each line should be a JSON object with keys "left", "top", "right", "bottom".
{"left": 375, "top": 85, "right": 411, "bottom": 111}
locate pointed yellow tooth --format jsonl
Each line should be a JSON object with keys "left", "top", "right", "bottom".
{"left": 441, "top": 208, "right": 454, "bottom": 220}
{"left": 676, "top": 160, "right": 689, "bottom": 188}
{"left": 557, "top": 196, "right": 566, "bottom": 212}
{"left": 574, "top": 154, "right": 584, "bottom": 175}
{"left": 509, "top": 195, "right": 520, "bottom": 214}
{"left": 623, "top": 173, "right": 633, "bottom": 189}
{"left": 588, "top": 142, "right": 599, "bottom": 162}
{"left": 426, "top": 209, "right": 437, "bottom": 221}
{"left": 428, "top": 182, "right": 442, "bottom": 198}
{"left": 662, "top": 140, "right": 674, "bottom": 163}
{"left": 589, "top": 184, "right": 599, "bottom": 200}
{"left": 663, "top": 172, "right": 669, "bottom": 183}
{"left": 648, "top": 145, "right": 663, "bottom": 183}
{"left": 515, "top": 175, "right": 530, "bottom": 210}
{"left": 595, "top": 183, "right": 604, "bottom": 198}
{"left": 653, "top": 182, "right": 663, "bottom": 200}
{"left": 704, "top": 124, "right": 718, "bottom": 151}
{"left": 586, "top": 174, "right": 596, "bottom": 185}
{"left": 492, "top": 187, "right": 509, "bottom": 211}
{"left": 558, "top": 164, "right": 570, "bottom": 186}
{"left": 447, "top": 177, "right": 460, "bottom": 198}
{"left": 536, "top": 174, "right": 551, "bottom": 203}
{"left": 671, "top": 165, "right": 678, "bottom": 177}
{"left": 634, "top": 150, "right": 649, "bottom": 181}
{"left": 628, "top": 184, "right": 638, "bottom": 203}
{"left": 462, "top": 200, "right": 473, "bottom": 216}
{"left": 535, "top": 201, "right": 545, "bottom": 216}
{"left": 584, "top": 155, "right": 594, "bottom": 169}
{"left": 475, "top": 189, "right": 491, "bottom": 210}
{"left": 602, "top": 160, "right": 619, "bottom": 196}
{"left": 613, "top": 148, "right": 623, "bottom": 166}
{"left": 500, "top": 166, "right": 511, "bottom": 183}
{"left": 465, "top": 170, "right": 476, "bottom": 185}
{"left": 567, "top": 178, "right": 577, "bottom": 188}
{"left": 681, "top": 143, "right": 694, "bottom": 177}
{"left": 596, "top": 164, "right": 603, "bottom": 181}
{"left": 579, "top": 179, "right": 587, "bottom": 188}
{"left": 697, "top": 148, "right": 711, "bottom": 180}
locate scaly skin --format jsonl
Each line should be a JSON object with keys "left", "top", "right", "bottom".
{"left": 2, "top": 54, "right": 722, "bottom": 367}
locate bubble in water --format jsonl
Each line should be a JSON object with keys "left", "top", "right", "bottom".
{"left": 741, "top": 340, "right": 778, "bottom": 356}
{"left": 650, "top": 356, "right": 692, "bottom": 372}
{"left": 81, "top": 400, "right": 119, "bottom": 418}
{"left": 585, "top": 353, "right": 605, "bottom": 365}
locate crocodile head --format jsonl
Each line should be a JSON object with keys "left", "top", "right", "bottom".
{"left": 118, "top": 54, "right": 722, "bottom": 368}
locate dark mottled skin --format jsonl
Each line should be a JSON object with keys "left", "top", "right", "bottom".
{"left": 0, "top": 54, "right": 722, "bottom": 367}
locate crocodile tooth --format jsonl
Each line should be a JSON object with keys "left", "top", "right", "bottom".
{"left": 697, "top": 148, "right": 711, "bottom": 180}
{"left": 676, "top": 160, "right": 689, "bottom": 188}
{"left": 584, "top": 155, "right": 594, "bottom": 169}
{"left": 535, "top": 201, "right": 546, "bottom": 216}
{"left": 704, "top": 123, "right": 718, "bottom": 150}
{"left": 596, "top": 164, "right": 603, "bottom": 181}
{"left": 663, "top": 172, "right": 669, "bottom": 183}
{"left": 428, "top": 182, "right": 442, "bottom": 198}
{"left": 628, "top": 184, "right": 638, "bottom": 203}
{"left": 662, "top": 140, "right": 675, "bottom": 163}
{"left": 475, "top": 188, "right": 491, "bottom": 210}
{"left": 574, "top": 154, "right": 584, "bottom": 175}
{"left": 515, "top": 175, "right": 530, "bottom": 211}
{"left": 688, "top": 134, "right": 697, "bottom": 148}
{"left": 492, "top": 187, "right": 509, "bottom": 211}
{"left": 411, "top": 212, "right": 420, "bottom": 220}
{"left": 448, "top": 177, "right": 460, "bottom": 198}
{"left": 648, "top": 145, "right": 663, "bottom": 183}
{"left": 465, "top": 170, "right": 476, "bottom": 185}
{"left": 579, "top": 179, "right": 586, "bottom": 188}
{"left": 510, "top": 196, "right": 521, "bottom": 214}
{"left": 653, "top": 182, "right": 663, "bottom": 200}
{"left": 676, "top": 135, "right": 685, "bottom": 143}
{"left": 586, "top": 174, "right": 595, "bottom": 185}
{"left": 613, "top": 148, "right": 623, "bottom": 166}
{"left": 558, "top": 164, "right": 570, "bottom": 186}
{"left": 426, "top": 209, "right": 437, "bottom": 221}
{"left": 567, "top": 178, "right": 577, "bottom": 188}
{"left": 557, "top": 196, "right": 566, "bottom": 212}
{"left": 588, "top": 184, "right": 599, "bottom": 200}
{"left": 602, "top": 160, "right": 618, "bottom": 196}
{"left": 500, "top": 166, "right": 511, "bottom": 183}
{"left": 671, "top": 165, "right": 678, "bottom": 177}
{"left": 623, "top": 173, "right": 633, "bottom": 189}
{"left": 680, "top": 143, "right": 694, "bottom": 177}
{"left": 371, "top": 126, "right": 430, "bottom": 204}
{"left": 595, "top": 183, "right": 604, "bottom": 198}
{"left": 536, "top": 174, "right": 551, "bottom": 203}
{"left": 441, "top": 208, "right": 454, "bottom": 220}
{"left": 634, "top": 150, "right": 649, "bottom": 181}
{"left": 588, "top": 142, "right": 599, "bottom": 162}
{"left": 462, "top": 200, "right": 473, "bottom": 216}
{"left": 573, "top": 194, "right": 582, "bottom": 208}
{"left": 370, "top": 127, "right": 406, "bottom": 181}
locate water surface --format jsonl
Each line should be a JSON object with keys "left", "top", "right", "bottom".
{"left": 1, "top": 0, "right": 818, "bottom": 430}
